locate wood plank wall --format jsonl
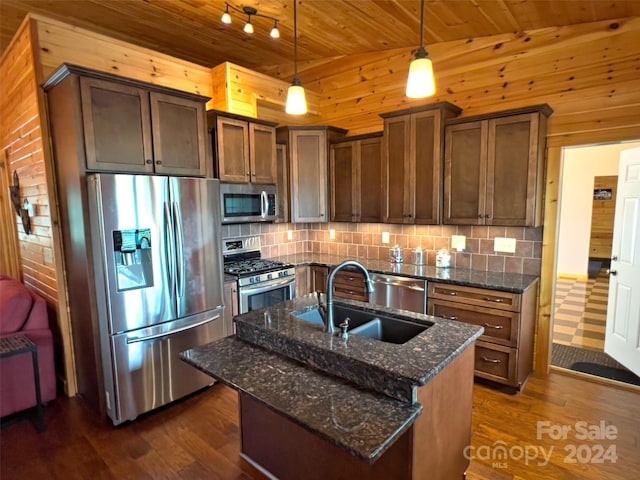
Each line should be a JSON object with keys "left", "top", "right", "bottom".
{"left": 210, "top": 61, "right": 322, "bottom": 125}
{"left": 33, "top": 14, "right": 213, "bottom": 105}
{"left": 260, "top": 17, "right": 640, "bottom": 141}
{"left": 0, "top": 17, "right": 77, "bottom": 393}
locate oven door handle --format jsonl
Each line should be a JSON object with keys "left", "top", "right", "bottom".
{"left": 240, "top": 276, "right": 295, "bottom": 296}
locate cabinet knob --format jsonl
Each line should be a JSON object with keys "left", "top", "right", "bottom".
{"left": 478, "top": 214, "right": 483, "bottom": 218}
{"left": 252, "top": 172, "right": 256, "bottom": 176}
{"left": 611, "top": 255, "right": 618, "bottom": 261}
{"left": 320, "top": 213, "right": 324, "bottom": 217}
{"left": 156, "top": 160, "right": 162, "bottom": 165}
{"left": 146, "top": 159, "right": 153, "bottom": 164}
{"left": 485, "top": 214, "right": 492, "bottom": 219}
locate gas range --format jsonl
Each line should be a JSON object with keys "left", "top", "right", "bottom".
{"left": 223, "top": 236, "right": 295, "bottom": 287}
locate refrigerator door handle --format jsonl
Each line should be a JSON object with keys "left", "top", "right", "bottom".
{"left": 126, "top": 314, "right": 221, "bottom": 344}
{"left": 164, "top": 201, "right": 176, "bottom": 296}
{"left": 173, "top": 201, "right": 186, "bottom": 298}
{"left": 260, "top": 190, "right": 268, "bottom": 219}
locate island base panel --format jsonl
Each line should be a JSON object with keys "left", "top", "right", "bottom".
{"left": 239, "top": 346, "right": 474, "bottom": 480}
{"left": 239, "top": 394, "right": 412, "bottom": 480}
{"left": 412, "top": 345, "right": 474, "bottom": 479}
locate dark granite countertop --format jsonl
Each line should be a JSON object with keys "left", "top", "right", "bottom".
{"left": 273, "top": 253, "right": 539, "bottom": 293}
{"left": 180, "top": 336, "right": 422, "bottom": 463}
{"left": 234, "top": 294, "right": 483, "bottom": 403}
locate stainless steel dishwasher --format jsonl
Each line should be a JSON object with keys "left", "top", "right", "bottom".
{"left": 369, "top": 274, "right": 428, "bottom": 314}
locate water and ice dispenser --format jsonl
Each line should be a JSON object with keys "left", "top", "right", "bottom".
{"left": 113, "top": 228, "right": 154, "bottom": 291}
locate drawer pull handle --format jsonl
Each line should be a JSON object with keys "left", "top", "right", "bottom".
{"left": 483, "top": 323, "right": 504, "bottom": 330}
{"left": 482, "top": 356, "right": 502, "bottom": 364}
{"left": 446, "top": 291, "right": 457, "bottom": 296}
{"left": 485, "top": 297, "right": 504, "bottom": 303}
{"left": 445, "top": 315, "right": 458, "bottom": 321}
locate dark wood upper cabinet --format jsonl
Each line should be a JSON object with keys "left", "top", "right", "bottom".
{"left": 381, "top": 102, "right": 462, "bottom": 225}
{"left": 444, "top": 105, "right": 552, "bottom": 226}
{"left": 209, "top": 111, "right": 277, "bottom": 184}
{"left": 150, "top": 92, "right": 207, "bottom": 176}
{"left": 77, "top": 72, "right": 207, "bottom": 176}
{"left": 330, "top": 133, "right": 383, "bottom": 223}
{"left": 275, "top": 143, "right": 289, "bottom": 223}
{"left": 277, "top": 126, "right": 347, "bottom": 223}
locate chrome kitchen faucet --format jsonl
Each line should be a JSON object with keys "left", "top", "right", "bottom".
{"left": 323, "top": 261, "right": 375, "bottom": 334}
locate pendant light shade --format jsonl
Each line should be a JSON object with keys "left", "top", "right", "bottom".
{"left": 286, "top": 78, "right": 307, "bottom": 114}
{"left": 286, "top": 0, "right": 307, "bottom": 115}
{"left": 406, "top": 0, "right": 436, "bottom": 98}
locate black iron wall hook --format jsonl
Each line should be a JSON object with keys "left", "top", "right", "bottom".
{"left": 9, "top": 170, "right": 32, "bottom": 235}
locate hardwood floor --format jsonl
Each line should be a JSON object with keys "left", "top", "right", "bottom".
{"left": 2, "top": 373, "right": 638, "bottom": 479}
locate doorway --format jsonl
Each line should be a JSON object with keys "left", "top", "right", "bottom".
{"left": 551, "top": 141, "right": 640, "bottom": 386}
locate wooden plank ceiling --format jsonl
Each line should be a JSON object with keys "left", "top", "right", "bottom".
{"left": 2, "top": 0, "right": 640, "bottom": 75}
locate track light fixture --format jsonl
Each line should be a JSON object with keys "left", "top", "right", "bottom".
{"left": 406, "top": 0, "right": 436, "bottom": 98}
{"left": 221, "top": 2, "right": 280, "bottom": 39}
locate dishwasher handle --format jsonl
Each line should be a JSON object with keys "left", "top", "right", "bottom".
{"left": 372, "top": 275, "right": 426, "bottom": 292}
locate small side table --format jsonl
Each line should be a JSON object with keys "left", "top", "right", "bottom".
{"left": 0, "top": 334, "right": 45, "bottom": 432}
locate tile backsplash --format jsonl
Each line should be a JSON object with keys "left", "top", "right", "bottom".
{"left": 221, "top": 222, "right": 543, "bottom": 276}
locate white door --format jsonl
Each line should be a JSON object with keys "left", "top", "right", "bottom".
{"left": 605, "top": 147, "right": 640, "bottom": 376}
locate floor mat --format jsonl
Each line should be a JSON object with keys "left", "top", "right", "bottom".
{"left": 551, "top": 343, "right": 624, "bottom": 370}
{"left": 571, "top": 362, "right": 640, "bottom": 386}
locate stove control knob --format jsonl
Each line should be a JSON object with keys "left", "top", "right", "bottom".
{"left": 267, "top": 273, "right": 273, "bottom": 280}
{"left": 280, "top": 271, "right": 288, "bottom": 277}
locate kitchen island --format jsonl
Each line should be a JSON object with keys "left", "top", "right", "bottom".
{"left": 181, "top": 294, "right": 483, "bottom": 480}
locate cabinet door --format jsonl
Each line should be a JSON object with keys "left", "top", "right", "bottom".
{"left": 80, "top": 77, "right": 153, "bottom": 173}
{"left": 383, "top": 115, "right": 411, "bottom": 223}
{"left": 486, "top": 113, "right": 539, "bottom": 226}
{"left": 330, "top": 142, "right": 356, "bottom": 222}
{"left": 290, "top": 130, "right": 328, "bottom": 223}
{"left": 413, "top": 110, "right": 441, "bottom": 224}
{"left": 223, "top": 281, "right": 238, "bottom": 337}
{"left": 216, "top": 117, "right": 250, "bottom": 182}
{"left": 444, "top": 121, "right": 487, "bottom": 224}
{"left": 275, "top": 144, "right": 289, "bottom": 222}
{"left": 295, "top": 266, "right": 310, "bottom": 297}
{"left": 250, "top": 123, "right": 277, "bottom": 184}
{"left": 150, "top": 92, "right": 207, "bottom": 177}
{"left": 358, "top": 137, "right": 383, "bottom": 223}
{"left": 310, "top": 266, "right": 329, "bottom": 293}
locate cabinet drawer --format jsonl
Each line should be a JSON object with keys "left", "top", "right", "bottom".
{"left": 429, "top": 299, "right": 519, "bottom": 347}
{"left": 332, "top": 270, "right": 368, "bottom": 301}
{"left": 474, "top": 342, "right": 517, "bottom": 385}
{"left": 428, "top": 282, "right": 520, "bottom": 312}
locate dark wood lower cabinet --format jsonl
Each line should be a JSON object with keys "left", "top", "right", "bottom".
{"left": 239, "top": 346, "right": 474, "bottom": 480}
{"left": 428, "top": 281, "right": 538, "bottom": 391}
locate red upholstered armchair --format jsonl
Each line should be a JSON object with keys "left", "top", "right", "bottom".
{"left": 0, "top": 274, "right": 56, "bottom": 418}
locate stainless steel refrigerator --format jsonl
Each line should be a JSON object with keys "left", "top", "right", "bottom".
{"left": 87, "top": 173, "right": 224, "bottom": 425}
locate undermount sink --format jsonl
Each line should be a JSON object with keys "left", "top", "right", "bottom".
{"left": 292, "top": 303, "right": 431, "bottom": 344}
{"left": 350, "top": 317, "right": 428, "bottom": 344}
{"left": 292, "top": 304, "right": 373, "bottom": 329}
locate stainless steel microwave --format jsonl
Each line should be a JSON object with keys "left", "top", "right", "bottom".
{"left": 220, "top": 183, "right": 277, "bottom": 224}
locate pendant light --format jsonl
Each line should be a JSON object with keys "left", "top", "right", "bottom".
{"left": 286, "top": 0, "right": 307, "bottom": 115}
{"left": 406, "top": 0, "right": 436, "bottom": 98}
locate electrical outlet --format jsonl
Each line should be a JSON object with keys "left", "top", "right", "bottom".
{"left": 494, "top": 237, "right": 517, "bottom": 253}
{"left": 381, "top": 231, "right": 390, "bottom": 244}
{"left": 451, "top": 235, "right": 466, "bottom": 251}
{"left": 329, "top": 229, "right": 336, "bottom": 240}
